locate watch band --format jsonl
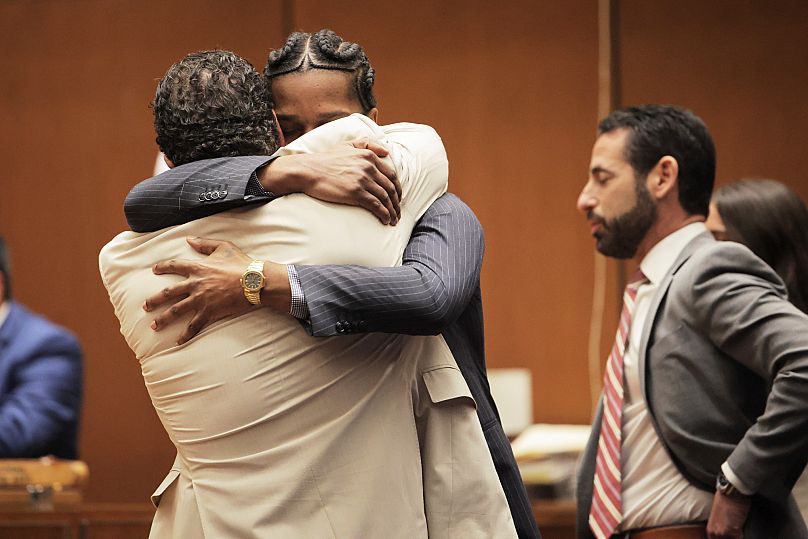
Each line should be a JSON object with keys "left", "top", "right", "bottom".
{"left": 716, "top": 470, "right": 750, "bottom": 499}
{"left": 241, "top": 260, "right": 265, "bottom": 306}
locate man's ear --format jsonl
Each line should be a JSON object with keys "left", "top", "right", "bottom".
{"left": 272, "top": 109, "right": 286, "bottom": 146}
{"left": 648, "top": 155, "right": 679, "bottom": 201}
{"left": 163, "top": 154, "right": 175, "bottom": 169}
{"left": 366, "top": 107, "right": 379, "bottom": 123}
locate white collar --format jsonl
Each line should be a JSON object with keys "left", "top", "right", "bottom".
{"left": 0, "top": 301, "right": 9, "bottom": 330}
{"left": 640, "top": 222, "right": 709, "bottom": 285}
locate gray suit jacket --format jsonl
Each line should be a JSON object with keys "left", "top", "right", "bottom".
{"left": 576, "top": 232, "right": 808, "bottom": 539}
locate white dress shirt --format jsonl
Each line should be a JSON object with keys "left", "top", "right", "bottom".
{"left": 0, "top": 301, "right": 9, "bottom": 330}
{"left": 620, "top": 222, "right": 714, "bottom": 530}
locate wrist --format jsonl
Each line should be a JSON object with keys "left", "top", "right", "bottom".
{"left": 260, "top": 261, "right": 292, "bottom": 313}
{"left": 716, "top": 470, "right": 751, "bottom": 500}
{"left": 259, "top": 156, "right": 310, "bottom": 196}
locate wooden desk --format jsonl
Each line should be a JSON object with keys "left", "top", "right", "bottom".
{"left": 534, "top": 498, "right": 577, "bottom": 539}
{"left": 0, "top": 503, "right": 154, "bottom": 539}
{"left": 0, "top": 499, "right": 574, "bottom": 538}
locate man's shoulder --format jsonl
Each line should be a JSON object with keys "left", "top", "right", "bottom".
{"left": 382, "top": 121, "right": 440, "bottom": 138}
{"left": 677, "top": 239, "right": 780, "bottom": 285}
{"left": 4, "top": 302, "right": 81, "bottom": 356}
{"left": 422, "top": 193, "right": 480, "bottom": 226}
{"left": 669, "top": 238, "right": 788, "bottom": 308}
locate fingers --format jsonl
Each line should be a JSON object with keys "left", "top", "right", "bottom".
{"left": 176, "top": 312, "right": 209, "bottom": 345}
{"left": 349, "top": 144, "right": 399, "bottom": 218}
{"left": 152, "top": 258, "right": 196, "bottom": 277}
{"left": 149, "top": 295, "right": 194, "bottom": 332}
{"left": 359, "top": 178, "right": 398, "bottom": 225}
{"left": 375, "top": 172, "right": 401, "bottom": 221}
{"left": 143, "top": 281, "right": 193, "bottom": 311}
{"left": 187, "top": 236, "right": 230, "bottom": 255}
{"left": 369, "top": 154, "right": 400, "bottom": 213}
{"left": 351, "top": 138, "right": 389, "bottom": 157}
{"left": 363, "top": 155, "right": 400, "bottom": 223}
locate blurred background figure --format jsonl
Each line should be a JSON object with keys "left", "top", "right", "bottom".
{"left": 0, "top": 237, "right": 83, "bottom": 459}
{"left": 706, "top": 178, "right": 808, "bottom": 523}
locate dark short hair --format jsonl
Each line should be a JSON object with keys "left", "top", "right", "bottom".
{"left": 265, "top": 29, "right": 377, "bottom": 112}
{"left": 153, "top": 50, "right": 277, "bottom": 166}
{"left": 598, "top": 105, "right": 716, "bottom": 217}
{"left": 0, "top": 237, "right": 11, "bottom": 300}
{"left": 713, "top": 179, "right": 808, "bottom": 312}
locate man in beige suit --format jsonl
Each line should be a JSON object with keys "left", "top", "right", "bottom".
{"left": 100, "top": 50, "right": 516, "bottom": 538}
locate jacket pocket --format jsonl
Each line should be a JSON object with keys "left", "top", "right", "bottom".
{"left": 422, "top": 365, "right": 476, "bottom": 408}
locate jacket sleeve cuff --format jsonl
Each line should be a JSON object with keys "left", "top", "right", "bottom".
{"left": 287, "top": 265, "right": 310, "bottom": 320}
{"left": 721, "top": 461, "right": 753, "bottom": 495}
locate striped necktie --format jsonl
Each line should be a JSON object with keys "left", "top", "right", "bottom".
{"left": 589, "top": 269, "right": 648, "bottom": 539}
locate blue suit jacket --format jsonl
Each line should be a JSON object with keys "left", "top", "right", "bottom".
{"left": 0, "top": 301, "right": 83, "bottom": 459}
{"left": 126, "top": 157, "right": 541, "bottom": 538}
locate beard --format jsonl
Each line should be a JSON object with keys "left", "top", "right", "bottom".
{"left": 591, "top": 180, "right": 657, "bottom": 259}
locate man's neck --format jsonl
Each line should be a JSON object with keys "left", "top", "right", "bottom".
{"left": 633, "top": 213, "right": 705, "bottom": 262}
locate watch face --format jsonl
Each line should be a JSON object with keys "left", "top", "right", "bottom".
{"left": 244, "top": 271, "right": 263, "bottom": 291}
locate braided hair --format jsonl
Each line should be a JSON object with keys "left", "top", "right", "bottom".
{"left": 265, "top": 29, "right": 377, "bottom": 112}
{"left": 153, "top": 50, "right": 278, "bottom": 166}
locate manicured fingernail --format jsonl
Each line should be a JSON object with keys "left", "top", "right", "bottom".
{"left": 151, "top": 321, "right": 158, "bottom": 330}
{"left": 142, "top": 302, "right": 150, "bottom": 312}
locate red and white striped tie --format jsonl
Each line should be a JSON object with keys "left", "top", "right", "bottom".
{"left": 589, "top": 270, "right": 647, "bottom": 539}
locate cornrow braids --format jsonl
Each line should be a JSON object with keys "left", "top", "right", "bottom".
{"left": 264, "top": 29, "right": 377, "bottom": 112}
{"left": 153, "top": 50, "right": 278, "bottom": 166}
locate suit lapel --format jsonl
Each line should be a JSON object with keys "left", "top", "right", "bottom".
{"left": 637, "top": 232, "right": 715, "bottom": 399}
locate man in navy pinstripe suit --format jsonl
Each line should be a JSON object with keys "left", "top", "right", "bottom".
{"left": 128, "top": 29, "right": 540, "bottom": 538}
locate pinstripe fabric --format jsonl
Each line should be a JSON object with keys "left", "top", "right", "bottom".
{"left": 124, "top": 155, "right": 277, "bottom": 232}
{"left": 297, "top": 193, "right": 541, "bottom": 539}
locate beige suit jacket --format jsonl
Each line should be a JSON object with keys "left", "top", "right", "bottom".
{"left": 100, "top": 115, "right": 516, "bottom": 539}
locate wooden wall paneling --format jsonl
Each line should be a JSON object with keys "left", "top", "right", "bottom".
{"left": 619, "top": 0, "right": 808, "bottom": 200}
{"left": 0, "top": 0, "right": 286, "bottom": 502}
{"left": 293, "top": 0, "right": 602, "bottom": 424}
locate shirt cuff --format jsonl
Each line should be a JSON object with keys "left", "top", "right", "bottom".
{"left": 245, "top": 170, "right": 275, "bottom": 198}
{"left": 721, "top": 462, "right": 753, "bottom": 495}
{"left": 287, "top": 265, "right": 310, "bottom": 320}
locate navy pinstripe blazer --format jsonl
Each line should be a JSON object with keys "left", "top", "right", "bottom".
{"left": 124, "top": 159, "right": 541, "bottom": 539}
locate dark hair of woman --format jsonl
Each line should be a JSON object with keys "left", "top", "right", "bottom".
{"left": 713, "top": 179, "right": 808, "bottom": 312}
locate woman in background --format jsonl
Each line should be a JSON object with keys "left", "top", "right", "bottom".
{"left": 706, "top": 178, "right": 808, "bottom": 522}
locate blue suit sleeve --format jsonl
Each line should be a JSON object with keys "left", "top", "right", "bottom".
{"left": 124, "top": 155, "right": 277, "bottom": 232}
{"left": 0, "top": 330, "right": 83, "bottom": 458}
{"left": 295, "top": 193, "right": 484, "bottom": 337}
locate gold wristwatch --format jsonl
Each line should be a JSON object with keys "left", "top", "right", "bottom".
{"left": 240, "top": 260, "right": 266, "bottom": 306}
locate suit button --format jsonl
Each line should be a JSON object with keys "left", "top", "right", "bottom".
{"left": 198, "top": 193, "right": 206, "bottom": 202}
{"left": 358, "top": 321, "right": 367, "bottom": 330}
{"left": 336, "top": 321, "right": 345, "bottom": 333}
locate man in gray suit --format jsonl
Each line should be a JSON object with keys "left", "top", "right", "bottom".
{"left": 575, "top": 104, "right": 808, "bottom": 539}
{"left": 126, "top": 29, "right": 540, "bottom": 539}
